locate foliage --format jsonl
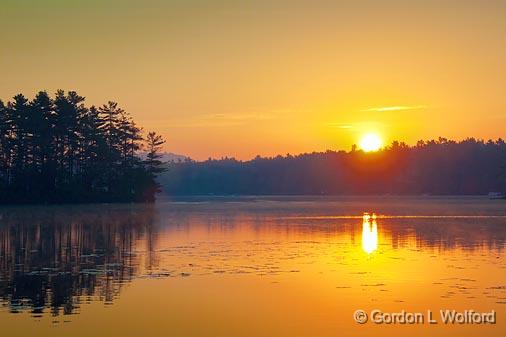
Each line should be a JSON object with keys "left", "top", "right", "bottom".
{"left": 161, "top": 138, "right": 506, "bottom": 195}
{"left": 0, "top": 90, "right": 166, "bottom": 203}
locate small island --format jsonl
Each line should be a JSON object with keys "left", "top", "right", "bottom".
{"left": 0, "top": 90, "right": 165, "bottom": 204}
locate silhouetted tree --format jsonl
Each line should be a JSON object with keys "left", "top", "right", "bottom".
{"left": 0, "top": 90, "right": 166, "bottom": 204}
{"left": 161, "top": 138, "right": 506, "bottom": 196}
{"left": 143, "top": 132, "right": 166, "bottom": 202}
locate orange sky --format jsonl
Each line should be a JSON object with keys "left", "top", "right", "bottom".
{"left": 1, "top": 1, "right": 506, "bottom": 160}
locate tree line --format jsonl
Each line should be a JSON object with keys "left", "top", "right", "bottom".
{"left": 0, "top": 90, "right": 165, "bottom": 203}
{"left": 161, "top": 138, "right": 506, "bottom": 195}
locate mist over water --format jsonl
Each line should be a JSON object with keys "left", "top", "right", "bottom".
{"left": 0, "top": 196, "right": 505, "bottom": 337}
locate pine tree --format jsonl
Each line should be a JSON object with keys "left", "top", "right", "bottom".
{"left": 0, "top": 90, "right": 167, "bottom": 204}
{"left": 30, "top": 91, "right": 55, "bottom": 197}
{"left": 144, "top": 132, "right": 166, "bottom": 202}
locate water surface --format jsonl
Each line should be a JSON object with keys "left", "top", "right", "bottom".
{"left": 0, "top": 196, "right": 505, "bottom": 337}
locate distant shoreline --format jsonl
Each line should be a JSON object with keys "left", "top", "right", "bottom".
{"left": 0, "top": 194, "right": 502, "bottom": 207}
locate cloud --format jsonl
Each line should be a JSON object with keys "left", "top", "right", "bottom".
{"left": 361, "top": 105, "right": 426, "bottom": 112}
{"left": 327, "top": 123, "right": 353, "bottom": 129}
{"left": 167, "top": 108, "right": 296, "bottom": 128}
{"left": 167, "top": 120, "right": 244, "bottom": 128}
{"left": 210, "top": 112, "right": 275, "bottom": 121}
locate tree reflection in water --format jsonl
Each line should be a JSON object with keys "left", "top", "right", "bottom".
{"left": 0, "top": 205, "right": 157, "bottom": 316}
{"left": 0, "top": 198, "right": 505, "bottom": 319}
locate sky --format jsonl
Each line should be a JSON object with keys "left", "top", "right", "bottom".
{"left": 1, "top": 0, "right": 506, "bottom": 160}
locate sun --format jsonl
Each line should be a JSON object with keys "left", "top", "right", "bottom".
{"left": 359, "top": 133, "right": 382, "bottom": 152}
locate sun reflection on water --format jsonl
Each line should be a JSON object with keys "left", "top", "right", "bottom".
{"left": 362, "top": 212, "right": 378, "bottom": 254}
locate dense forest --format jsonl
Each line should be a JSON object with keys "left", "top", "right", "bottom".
{"left": 161, "top": 138, "right": 506, "bottom": 195}
{"left": 2, "top": 91, "right": 505, "bottom": 201}
{"left": 0, "top": 90, "right": 165, "bottom": 203}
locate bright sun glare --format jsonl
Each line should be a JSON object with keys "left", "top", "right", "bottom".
{"left": 359, "top": 133, "right": 382, "bottom": 152}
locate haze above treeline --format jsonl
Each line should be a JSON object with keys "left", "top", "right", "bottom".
{"left": 1, "top": 90, "right": 505, "bottom": 202}
{"left": 161, "top": 138, "right": 506, "bottom": 196}
{"left": 2, "top": 1, "right": 506, "bottom": 160}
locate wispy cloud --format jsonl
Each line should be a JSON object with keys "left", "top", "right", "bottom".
{"left": 210, "top": 112, "right": 276, "bottom": 121}
{"left": 167, "top": 108, "right": 296, "bottom": 128}
{"left": 167, "top": 120, "right": 244, "bottom": 128}
{"left": 361, "top": 105, "right": 426, "bottom": 112}
{"left": 327, "top": 123, "right": 353, "bottom": 129}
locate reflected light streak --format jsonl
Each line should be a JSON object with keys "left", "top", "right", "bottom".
{"left": 362, "top": 212, "right": 378, "bottom": 254}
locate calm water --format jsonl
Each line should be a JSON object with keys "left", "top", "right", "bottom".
{"left": 0, "top": 196, "right": 505, "bottom": 337}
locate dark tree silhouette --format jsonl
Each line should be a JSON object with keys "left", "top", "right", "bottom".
{"left": 0, "top": 90, "right": 165, "bottom": 204}
{"left": 161, "top": 138, "right": 506, "bottom": 196}
{"left": 143, "top": 132, "right": 167, "bottom": 202}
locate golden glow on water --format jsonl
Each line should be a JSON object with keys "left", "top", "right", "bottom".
{"left": 361, "top": 213, "right": 378, "bottom": 254}
{"left": 0, "top": 198, "right": 506, "bottom": 337}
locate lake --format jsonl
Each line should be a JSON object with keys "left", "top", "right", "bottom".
{"left": 0, "top": 196, "right": 505, "bottom": 337}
